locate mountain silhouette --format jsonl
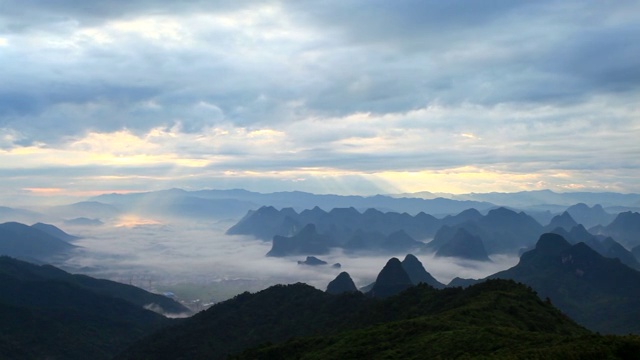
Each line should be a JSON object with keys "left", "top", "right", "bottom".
{"left": 267, "top": 224, "right": 332, "bottom": 257}
{"left": 476, "top": 207, "right": 543, "bottom": 253}
{"left": 435, "top": 228, "right": 491, "bottom": 262}
{"left": 401, "top": 254, "right": 444, "bottom": 289}
{"left": 64, "top": 217, "right": 104, "bottom": 226}
{"left": 0, "top": 222, "right": 76, "bottom": 261}
{"left": 228, "top": 206, "right": 487, "bottom": 251}
{"left": 297, "top": 256, "right": 328, "bottom": 266}
{"left": 633, "top": 245, "right": 640, "bottom": 262}
{"left": 544, "top": 211, "right": 578, "bottom": 232}
{"left": 549, "top": 225, "right": 638, "bottom": 269}
{"left": 0, "top": 256, "right": 189, "bottom": 315}
{"left": 367, "top": 258, "right": 413, "bottom": 298}
{"left": 326, "top": 272, "right": 358, "bottom": 294}
{"left": 601, "top": 237, "right": 640, "bottom": 270}
{"left": 566, "top": 203, "right": 615, "bottom": 228}
{"left": 591, "top": 211, "right": 640, "bottom": 249}
{"left": 380, "top": 230, "right": 426, "bottom": 253}
{"left": 31, "top": 222, "right": 80, "bottom": 242}
{"left": 490, "top": 233, "right": 640, "bottom": 333}
{"left": 0, "top": 256, "right": 183, "bottom": 359}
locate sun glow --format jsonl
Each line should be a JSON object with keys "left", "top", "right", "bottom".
{"left": 114, "top": 215, "right": 163, "bottom": 228}
{"left": 374, "top": 167, "right": 543, "bottom": 194}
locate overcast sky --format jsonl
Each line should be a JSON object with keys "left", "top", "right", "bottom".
{"left": 1, "top": 0, "right": 639, "bottom": 202}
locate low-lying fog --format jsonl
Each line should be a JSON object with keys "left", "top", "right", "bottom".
{"left": 59, "top": 215, "right": 519, "bottom": 306}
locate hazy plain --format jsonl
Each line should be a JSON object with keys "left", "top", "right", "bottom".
{"left": 58, "top": 214, "right": 519, "bottom": 305}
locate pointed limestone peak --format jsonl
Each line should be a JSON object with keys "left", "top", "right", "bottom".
{"left": 535, "top": 233, "right": 572, "bottom": 256}
{"left": 401, "top": 254, "right": 445, "bottom": 289}
{"left": 326, "top": 272, "right": 358, "bottom": 295}
{"left": 369, "top": 258, "right": 413, "bottom": 298}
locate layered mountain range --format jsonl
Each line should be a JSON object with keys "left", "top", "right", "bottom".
{"left": 6, "top": 188, "right": 636, "bottom": 226}
{"left": 227, "top": 205, "right": 639, "bottom": 262}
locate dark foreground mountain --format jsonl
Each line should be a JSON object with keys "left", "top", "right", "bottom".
{"left": 235, "top": 286, "right": 640, "bottom": 359}
{"left": 117, "top": 283, "right": 367, "bottom": 360}
{"left": 118, "top": 277, "right": 640, "bottom": 360}
{"left": 0, "top": 256, "right": 189, "bottom": 315}
{"left": 0, "top": 257, "right": 186, "bottom": 359}
{"left": 489, "top": 233, "right": 640, "bottom": 334}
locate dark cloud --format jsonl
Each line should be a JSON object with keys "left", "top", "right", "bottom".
{"left": 0, "top": 0, "right": 257, "bottom": 32}
{"left": 0, "top": 1, "right": 638, "bottom": 195}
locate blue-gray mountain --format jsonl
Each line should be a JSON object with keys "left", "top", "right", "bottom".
{"left": 230, "top": 206, "right": 640, "bottom": 263}
{"left": 590, "top": 211, "right": 640, "bottom": 249}
{"left": 91, "top": 188, "right": 495, "bottom": 221}
{"left": 0, "top": 222, "right": 76, "bottom": 262}
{"left": 550, "top": 225, "right": 640, "bottom": 270}
{"left": 230, "top": 206, "right": 544, "bottom": 256}
{"left": 434, "top": 228, "right": 491, "bottom": 262}
{"left": 544, "top": 211, "right": 579, "bottom": 232}
{"left": 267, "top": 224, "right": 333, "bottom": 257}
{"left": 31, "top": 222, "right": 80, "bottom": 242}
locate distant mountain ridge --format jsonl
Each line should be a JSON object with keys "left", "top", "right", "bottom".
{"left": 91, "top": 188, "right": 495, "bottom": 219}
{"left": 3, "top": 188, "right": 635, "bottom": 226}
{"left": 232, "top": 206, "right": 552, "bottom": 256}
{"left": 398, "top": 189, "right": 640, "bottom": 209}
{"left": 230, "top": 203, "right": 640, "bottom": 260}
{"left": 590, "top": 211, "right": 640, "bottom": 249}
{"left": 434, "top": 228, "right": 491, "bottom": 261}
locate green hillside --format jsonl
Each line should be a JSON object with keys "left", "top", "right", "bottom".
{"left": 120, "top": 278, "right": 640, "bottom": 359}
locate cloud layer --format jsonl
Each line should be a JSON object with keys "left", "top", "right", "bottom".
{"left": 1, "top": 1, "right": 639, "bottom": 199}
{"left": 62, "top": 219, "right": 519, "bottom": 301}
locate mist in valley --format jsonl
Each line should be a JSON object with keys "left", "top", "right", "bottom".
{"left": 56, "top": 213, "right": 519, "bottom": 305}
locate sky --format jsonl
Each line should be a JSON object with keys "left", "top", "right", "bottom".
{"left": 1, "top": 0, "right": 639, "bottom": 203}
